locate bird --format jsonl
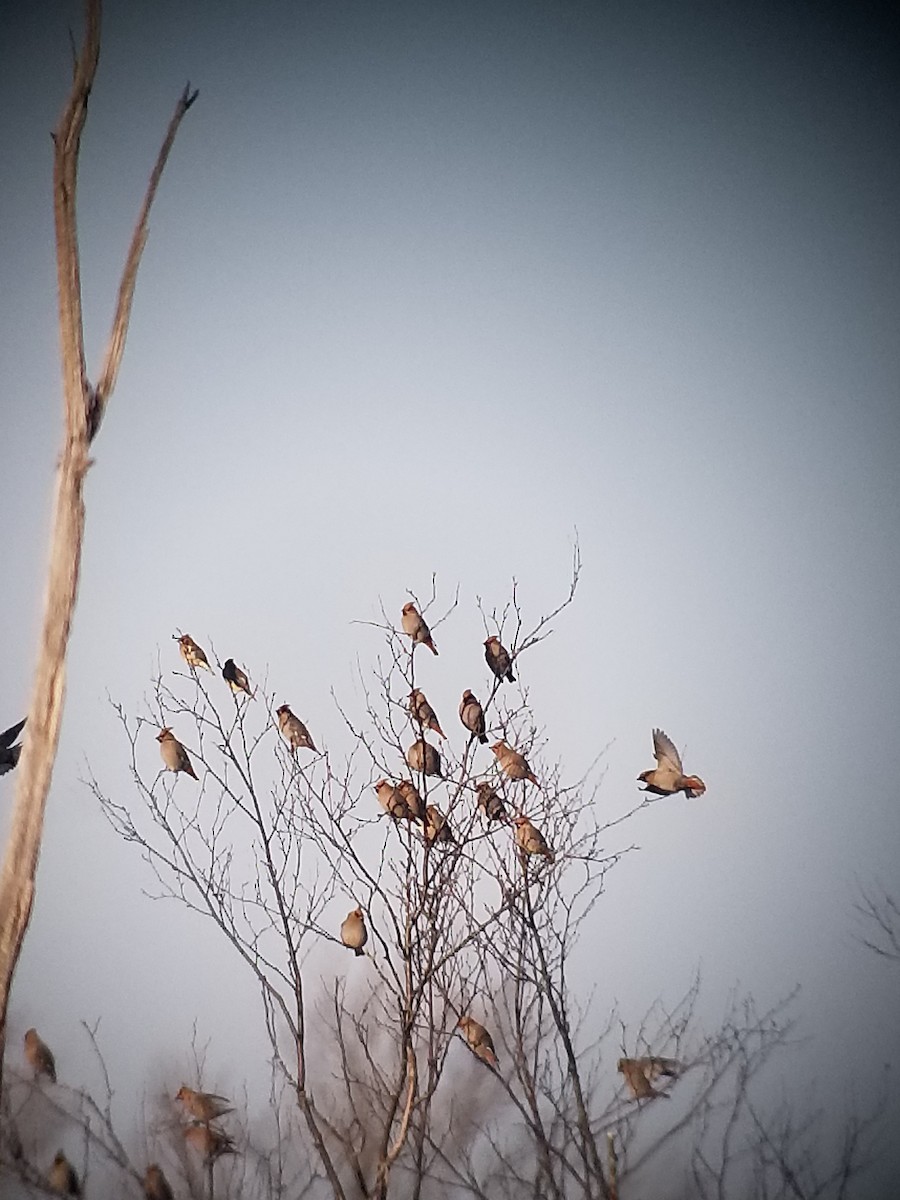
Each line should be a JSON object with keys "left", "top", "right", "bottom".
{"left": 276, "top": 704, "right": 318, "bottom": 753}
{"left": 409, "top": 689, "right": 445, "bottom": 738}
{"left": 638, "top": 729, "right": 706, "bottom": 798}
{"left": 457, "top": 1016, "right": 499, "bottom": 1069}
{"left": 48, "top": 1151, "right": 80, "bottom": 1196}
{"left": 406, "top": 738, "right": 442, "bottom": 777}
{"left": 491, "top": 740, "right": 538, "bottom": 786}
{"left": 143, "top": 1164, "right": 175, "bottom": 1200}
{"left": 375, "top": 779, "right": 421, "bottom": 822}
{"left": 0, "top": 717, "right": 26, "bottom": 775}
{"left": 639, "top": 1056, "right": 680, "bottom": 1080}
{"left": 484, "top": 636, "right": 514, "bottom": 683}
{"left": 401, "top": 603, "right": 438, "bottom": 655}
{"left": 175, "top": 1085, "right": 233, "bottom": 1123}
{"left": 475, "top": 782, "right": 507, "bottom": 823}
{"left": 341, "top": 907, "right": 368, "bottom": 956}
{"left": 222, "top": 658, "right": 252, "bottom": 697}
{"left": 156, "top": 728, "right": 199, "bottom": 780}
{"left": 459, "top": 691, "right": 487, "bottom": 744}
{"left": 175, "top": 633, "right": 211, "bottom": 671}
{"left": 617, "top": 1057, "right": 671, "bottom": 1100}
{"left": 514, "top": 815, "right": 555, "bottom": 863}
{"left": 24, "top": 1028, "right": 56, "bottom": 1082}
{"left": 183, "top": 1123, "right": 236, "bottom": 1161}
{"left": 424, "top": 804, "right": 454, "bottom": 845}
{"left": 397, "top": 779, "right": 424, "bottom": 819}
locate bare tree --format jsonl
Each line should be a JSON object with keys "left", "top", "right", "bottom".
{"left": 853, "top": 884, "right": 900, "bottom": 964}
{"left": 0, "top": 0, "right": 197, "bottom": 1089}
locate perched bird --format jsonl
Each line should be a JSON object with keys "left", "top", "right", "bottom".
{"left": 397, "top": 779, "right": 424, "bottom": 820}
{"left": 222, "top": 658, "right": 252, "bottom": 698}
{"left": 24, "top": 1028, "right": 56, "bottom": 1083}
{"left": 459, "top": 691, "right": 487, "bottom": 744}
{"left": 375, "top": 779, "right": 421, "bottom": 822}
{"left": 48, "top": 1151, "right": 80, "bottom": 1196}
{"left": 409, "top": 689, "right": 445, "bottom": 738}
{"left": 617, "top": 1057, "right": 670, "bottom": 1100}
{"left": 175, "top": 1085, "right": 233, "bottom": 1123}
{"left": 401, "top": 603, "right": 438, "bottom": 655}
{"left": 424, "top": 804, "right": 454, "bottom": 845}
{"left": 157, "top": 728, "right": 198, "bottom": 780}
{"left": 406, "top": 739, "right": 442, "bottom": 777}
{"left": 514, "top": 815, "right": 555, "bottom": 864}
{"left": 175, "top": 633, "right": 211, "bottom": 671}
{"left": 475, "top": 782, "right": 507, "bottom": 823}
{"left": 0, "top": 717, "right": 26, "bottom": 775}
{"left": 491, "top": 740, "right": 538, "bottom": 786}
{"left": 276, "top": 704, "right": 318, "bottom": 753}
{"left": 341, "top": 907, "right": 368, "bottom": 956}
{"left": 484, "top": 636, "right": 514, "bottom": 683}
{"left": 143, "top": 1164, "right": 175, "bottom": 1200}
{"left": 638, "top": 729, "right": 706, "bottom": 798}
{"left": 457, "top": 1016, "right": 499, "bottom": 1069}
{"left": 183, "top": 1123, "right": 236, "bottom": 1162}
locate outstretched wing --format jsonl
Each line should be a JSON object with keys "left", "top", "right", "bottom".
{"left": 652, "top": 728, "right": 683, "bottom": 774}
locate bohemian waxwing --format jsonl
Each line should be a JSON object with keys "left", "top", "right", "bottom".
{"left": 424, "top": 804, "right": 454, "bottom": 845}
{"left": 183, "top": 1123, "right": 236, "bottom": 1161}
{"left": 457, "top": 1016, "right": 499, "bottom": 1069}
{"left": 409, "top": 689, "right": 445, "bottom": 738}
{"left": 48, "top": 1151, "right": 80, "bottom": 1196}
{"left": 475, "top": 782, "right": 507, "bottom": 823}
{"left": 175, "top": 1086, "right": 233, "bottom": 1122}
{"left": 491, "top": 740, "right": 538, "bottom": 786}
{"left": 459, "top": 691, "right": 487, "bottom": 744}
{"left": 341, "top": 908, "right": 368, "bottom": 956}
{"left": 514, "top": 815, "right": 554, "bottom": 863}
{"left": 406, "top": 738, "right": 442, "bottom": 777}
{"left": 484, "top": 636, "right": 514, "bottom": 683}
{"left": 401, "top": 603, "right": 438, "bottom": 655}
{"left": 638, "top": 729, "right": 705, "bottom": 798}
{"left": 375, "top": 779, "right": 421, "bottom": 822}
{"left": 276, "top": 705, "right": 318, "bottom": 753}
{"left": 617, "top": 1057, "right": 670, "bottom": 1100}
{"left": 175, "top": 633, "right": 211, "bottom": 672}
{"left": 143, "top": 1164, "right": 175, "bottom": 1200}
{"left": 24, "top": 1028, "right": 56, "bottom": 1082}
{"left": 157, "top": 728, "right": 199, "bottom": 780}
{"left": 0, "top": 717, "right": 25, "bottom": 775}
{"left": 222, "top": 658, "right": 252, "bottom": 697}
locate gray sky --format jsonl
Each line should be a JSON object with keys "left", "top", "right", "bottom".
{"left": 2, "top": 0, "right": 899, "bottom": 1193}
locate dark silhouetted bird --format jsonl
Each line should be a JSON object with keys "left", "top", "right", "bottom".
{"left": 0, "top": 717, "right": 26, "bottom": 775}
{"left": 484, "top": 636, "right": 514, "bottom": 683}
{"left": 475, "top": 782, "right": 507, "bottom": 823}
{"left": 223, "top": 658, "right": 252, "bottom": 697}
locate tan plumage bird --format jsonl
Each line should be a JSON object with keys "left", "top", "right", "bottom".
{"left": 176, "top": 633, "right": 211, "bottom": 671}
{"left": 24, "top": 1028, "right": 56, "bottom": 1083}
{"left": 484, "top": 636, "right": 514, "bottom": 683}
{"left": 638, "top": 729, "right": 706, "bottom": 798}
{"left": 457, "top": 1016, "right": 499, "bottom": 1069}
{"left": 157, "top": 728, "right": 199, "bottom": 780}
{"left": 401, "top": 603, "right": 438, "bottom": 655}
{"left": 183, "top": 1123, "right": 236, "bottom": 1161}
{"left": 276, "top": 704, "right": 318, "bottom": 753}
{"left": 406, "top": 738, "right": 442, "bottom": 777}
{"left": 48, "top": 1152, "right": 80, "bottom": 1196}
{"left": 459, "top": 690, "right": 487, "bottom": 744}
{"left": 409, "top": 689, "right": 445, "bottom": 738}
{"left": 143, "top": 1164, "right": 175, "bottom": 1200}
{"left": 617, "top": 1057, "right": 671, "bottom": 1100}
{"left": 514, "top": 815, "right": 555, "bottom": 863}
{"left": 397, "top": 779, "right": 424, "bottom": 820}
{"left": 424, "top": 804, "right": 454, "bottom": 845}
{"left": 375, "top": 779, "right": 421, "bottom": 822}
{"left": 491, "top": 740, "right": 538, "bottom": 786}
{"left": 176, "top": 1085, "right": 233, "bottom": 1122}
{"left": 475, "top": 782, "right": 507, "bottom": 823}
{"left": 341, "top": 907, "right": 368, "bottom": 956}
{"left": 222, "top": 658, "right": 252, "bottom": 697}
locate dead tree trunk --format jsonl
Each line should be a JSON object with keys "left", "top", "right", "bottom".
{"left": 0, "top": 0, "right": 196, "bottom": 1089}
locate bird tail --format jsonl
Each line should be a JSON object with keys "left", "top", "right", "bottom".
{"left": 506, "top": 669, "right": 515, "bottom": 683}
{"left": 354, "top": 946, "right": 364, "bottom": 958}
{"left": 426, "top": 639, "right": 438, "bottom": 655}
{"left": 478, "top": 733, "right": 488, "bottom": 745}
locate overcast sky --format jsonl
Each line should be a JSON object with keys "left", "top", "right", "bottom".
{"left": 2, "top": 0, "right": 899, "bottom": 1195}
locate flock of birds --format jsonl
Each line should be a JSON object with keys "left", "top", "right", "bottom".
{"left": 6, "top": 603, "right": 707, "bottom": 1194}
